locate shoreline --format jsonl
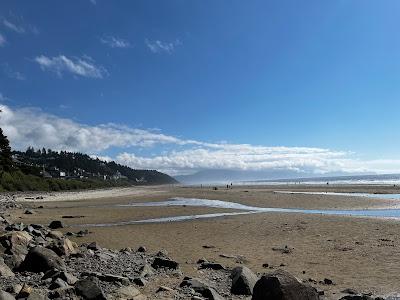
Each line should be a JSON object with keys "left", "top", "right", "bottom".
{"left": 4, "top": 184, "right": 400, "bottom": 299}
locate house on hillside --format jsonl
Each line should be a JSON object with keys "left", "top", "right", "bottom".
{"left": 112, "top": 171, "right": 128, "bottom": 180}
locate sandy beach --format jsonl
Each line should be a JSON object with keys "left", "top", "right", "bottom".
{"left": 12, "top": 184, "right": 400, "bottom": 299}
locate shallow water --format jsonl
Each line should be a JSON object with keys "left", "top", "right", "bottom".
{"left": 274, "top": 191, "right": 400, "bottom": 200}
{"left": 76, "top": 196, "right": 400, "bottom": 227}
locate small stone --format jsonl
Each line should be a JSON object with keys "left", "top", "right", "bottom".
{"left": 341, "top": 288, "right": 358, "bottom": 295}
{"left": 137, "top": 246, "right": 146, "bottom": 252}
{"left": 156, "top": 286, "right": 174, "bottom": 292}
{"left": 48, "top": 221, "right": 63, "bottom": 229}
{"left": 132, "top": 277, "right": 147, "bottom": 286}
{"left": 49, "top": 278, "right": 68, "bottom": 290}
{"left": 87, "top": 242, "right": 100, "bottom": 251}
{"left": 17, "top": 284, "right": 32, "bottom": 298}
{"left": 199, "top": 262, "right": 225, "bottom": 270}
{"left": 47, "top": 231, "right": 63, "bottom": 240}
{"left": 111, "top": 285, "right": 145, "bottom": 300}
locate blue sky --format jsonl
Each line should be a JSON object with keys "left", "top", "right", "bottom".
{"left": 1, "top": 0, "right": 400, "bottom": 176}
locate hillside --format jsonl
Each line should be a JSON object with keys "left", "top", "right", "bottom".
{"left": 12, "top": 147, "right": 178, "bottom": 186}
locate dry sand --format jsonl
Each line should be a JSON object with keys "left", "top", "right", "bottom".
{"left": 15, "top": 184, "right": 400, "bottom": 299}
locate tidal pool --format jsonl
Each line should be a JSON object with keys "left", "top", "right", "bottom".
{"left": 76, "top": 196, "right": 400, "bottom": 227}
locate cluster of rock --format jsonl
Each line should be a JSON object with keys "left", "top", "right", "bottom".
{"left": 0, "top": 197, "right": 389, "bottom": 300}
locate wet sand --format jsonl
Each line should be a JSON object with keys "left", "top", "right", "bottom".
{"left": 15, "top": 184, "right": 400, "bottom": 299}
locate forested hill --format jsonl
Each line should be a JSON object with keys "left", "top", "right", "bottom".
{"left": 13, "top": 148, "right": 178, "bottom": 185}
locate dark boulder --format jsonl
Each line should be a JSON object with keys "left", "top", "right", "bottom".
{"left": 231, "top": 266, "right": 258, "bottom": 295}
{"left": 180, "top": 277, "right": 223, "bottom": 300}
{"left": 252, "top": 269, "right": 319, "bottom": 300}
{"left": 74, "top": 278, "right": 106, "bottom": 300}
{"left": 87, "top": 242, "right": 100, "bottom": 251}
{"left": 199, "top": 262, "right": 225, "bottom": 270}
{"left": 339, "top": 296, "right": 375, "bottom": 300}
{"left": 151, "top": 257, "right": 179, "bottom": 270}
{"left": 19, "top": 246, "right": 66, "bottom": 272}
{"left": 48, "top": 221, "right": 63, "bottom": 230}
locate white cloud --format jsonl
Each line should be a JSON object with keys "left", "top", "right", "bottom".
{"left": 3, "top": 19, "right": 25, "bottom": 34}
{"left": 0, "top": 104, "right": 191, "bottom": 153}
{"left": 100, "top": 36, "right": 131, "bottom": 48}
{"left": 1, "top": 103, "right": 400, "bottom": 176}
{"left": 34, "top": 55, "right": 107, "bottom": 78}
{"left": 0, "top": 33, "right": 6, "bottom": 47}
{"left": 145, "top": 39, "right": 182, "bottom": 54}
{"left": 115, "top": 147, "right": 353, "bottom": 175}
{"left": 2, "top": 18, "right": 38, "bottom": 35}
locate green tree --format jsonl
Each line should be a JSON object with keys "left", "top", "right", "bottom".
{"left": 0, "top": 128, "right": 13, "bottom": 172}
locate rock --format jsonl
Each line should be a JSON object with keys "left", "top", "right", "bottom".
{"left": 132, "top": 277, "right": 147, "bottom": 286}
{"left": 58, "top": 271, "right": 78, "bottom": 285}
{"left": 339, "top": 296, "right": 374, "bottom": 300}
{"left": 199, "top": 262, "right": 225, "bottom": 270}
{"left": 48, "top": 221, "right": 63, "bottom": 230}
{"left": 26, "top": 290, "right": 48, "bottom": 300}
{"left": 272, "top": 246, "right": 293, "bottom": 254}
{"left": 251, "top": 269, "right": 319, "bottom": 300}
{"left": 323, "top": 278, "right": 334, "bottom": 285}
{"left": 231, "top": 266, "right": 258, "bottom": 295}
{"left": 110, "top": 285, "right": 146, "bottom": 300}
{"left": 87, "top": 242, "right": 100, "bottom": 251}
{"left": 61, "top": 215, "right": 84, "bottom": 219}
{"left": 47, "top": 238, "right": 78, "bottom": 256}
{"left": 17, "top": 284, "right": 32, "bottom": 298}
{"left": 137, "top": 246, "right": 146, "bottom": 253}
{"left": 341, "top": 289, "right": 359, "bottom": 295}
{"left": 98, "top": 273, "right": 130, "bottom": 285}
{"left": 24, "top": 209, "right": 35, "bottom": 215}
{"left": 0, "top": 231, "right": 32, "bottom": 255}
{"left": 20, "top": 246, "right": 66, "bottom": 272}
{"left": 156, "top": 286, "right": 174, "bottom": 293}
{"left": 2, "top": 253, "right": 26, "bottom": 270}
{"left": 197, "top": 258, "right": 208, "bottom": 264}
{"left": 180, "top": 277, "right": 223, "bottom": 300}
{"left": 155, "top": 249, "right": 169, "bottom": 257}
{"left": 49, "top": 278, "right": 68, "bottom": 290}
{"left": 0, "top": 291, "right": 15, "bottom": 300}
{"left": 10, "top": 284, "right": 22, "bottom": 295}
{"left": 0, "top": 257, "right": 14, "bottom": 277}
{"left": 48, "top": 287, "right": 76, "bottom": 299}
{"left": 47, "top": 231, "right": 63, "bottom": 240}
{"left": 76, "top": 230, "right": 90, "bottom": 237}
{"left": 75, "top": 278, "right": 106, "bottom": 300}
{"left": 139, "top": 264, "right": 154, "bottom": 278}
{"left": 151, "top": 257, "right": 179, "bottom": 270}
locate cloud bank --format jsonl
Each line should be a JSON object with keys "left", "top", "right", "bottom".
{"left": 0, "top": 103, "right": 400, "bottom": 176}
{"left": 34, "top": 55, "right": 107, "bottom": 78}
